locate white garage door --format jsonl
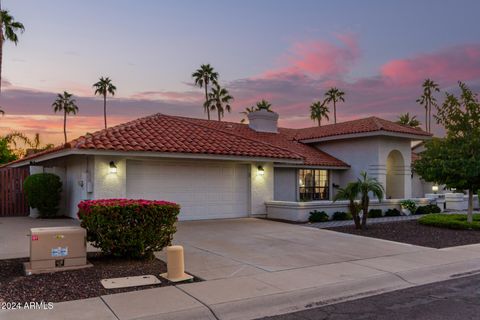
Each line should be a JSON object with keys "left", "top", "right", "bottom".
{"left": 126, "top": 160, "right": 249, "bottom": 220}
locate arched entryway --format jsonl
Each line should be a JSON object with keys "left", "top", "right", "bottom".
{"left": 386, "top": 150, "right": 405, "bottom": 199}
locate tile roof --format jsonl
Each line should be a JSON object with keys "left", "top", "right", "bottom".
{"left": 293, "top": 116, "right": 432, "bottom": 141}
{"left": 7, "top": 113, "right": 348, "bottom": 167}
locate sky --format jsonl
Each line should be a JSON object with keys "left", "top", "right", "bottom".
{"left": 1, "top": 0, "right": 480, "bottom": 145}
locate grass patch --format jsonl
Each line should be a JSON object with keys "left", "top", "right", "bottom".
{"left": 418, "top": 214, "right": 480, "bottom": 230}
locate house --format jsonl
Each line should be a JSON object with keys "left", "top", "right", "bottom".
{"left": 6, "top": 110, "right": 432, "bottom": 221}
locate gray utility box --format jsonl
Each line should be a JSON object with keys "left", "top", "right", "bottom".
{"left": 24, "top": 226, "right": 92, "bottom": 275}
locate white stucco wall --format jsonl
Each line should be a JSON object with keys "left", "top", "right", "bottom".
{"left": 273, "top": 167, "right": 297, "bottom": 201}
{"left": 93, "top": 156, "right": 127, "bottom": 199}
{"left": 315, "top": 136, "right": 413, "bottom": 199}
{"left": 251, "top": 162, "right": 274, "bottom": 215}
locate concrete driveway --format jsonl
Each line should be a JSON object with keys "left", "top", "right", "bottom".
{"left": 160, "top": 218, "right": 429, "bottom": 280}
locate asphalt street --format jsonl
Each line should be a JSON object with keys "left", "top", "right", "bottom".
{"left": 259, "top": 274, "right": 480, "bottom": 320}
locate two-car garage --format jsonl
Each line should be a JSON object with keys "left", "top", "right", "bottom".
{"left": 126, "top": 160, "right": 250, "bottom": 220}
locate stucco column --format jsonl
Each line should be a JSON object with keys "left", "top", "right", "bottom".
{"left": 93, "top": 156, "right": 127, "bottom": 199}
{"left": 250, "top": 162, "right": 274, "bottom": 215}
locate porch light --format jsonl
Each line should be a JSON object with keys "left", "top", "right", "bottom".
{"left": 109, "top": 161, "right": 118, "bottom": 174}
{"left": 257, "top": 165, "right": 265, "bottom": 176}
{"left": 432, "top": 185, "right": 439, "bottom": 193}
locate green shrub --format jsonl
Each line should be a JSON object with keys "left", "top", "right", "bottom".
{"left": 23, "top": 173, "right": 62, "bottom": 218}
{"left": 419, "top": 213, "right": 480, "bottom": 230}
{"left": 400, "top": 199, "right": 417, "bottom": 212}
{"left": 384, "top": 208, "right": 401, "bottom": 216}
{"left": 332, "top": 211, "right": 352, "bottom": 221}
{"left": 309, "top": 210, "right": 329, "bottom": 223}
{"left": 428, "top": 204, "right": 441, "bottom": 214}
{"left": 78, "top": 199, "right": 180, "bottom": 259}
{"left": 368, "top": 209, "right": 383, "bottom": 218}
{"left": 415, "top": 204, "right": 442, "bottom": 215}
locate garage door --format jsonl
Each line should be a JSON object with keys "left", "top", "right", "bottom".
{"left": 126, "top": 160, "right": 249, "bottom": 220}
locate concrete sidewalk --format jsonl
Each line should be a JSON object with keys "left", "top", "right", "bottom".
{"left": 3, "top": 242, "right": 480, "bottom": 320}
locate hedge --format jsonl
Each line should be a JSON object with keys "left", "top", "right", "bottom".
{"left": 332, "top": 211, "right": 352, "bottom": 221}
{"left": 309, "top": 210, "right": 329, "bottom": 222}
{"left": 24, "top": 173, "right": 62, "bottom": 218}
{"left": 384, "top": 208, "right": 401, "bottom": 217}
{"left": 368, "top": 209, "right": 383, "bottom": 218}
{"left": 418, "top": 214, "right": 480, "bottom": 230}
{"left": 415, "top": 204, "right": 442, "bottom": 215}
{"left": 78, "top": 199, "right": 180, "bottom": 259}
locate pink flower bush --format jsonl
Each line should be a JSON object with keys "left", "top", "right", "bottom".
{"left": 78, "top": 198, "right": 179, "bottom": 218}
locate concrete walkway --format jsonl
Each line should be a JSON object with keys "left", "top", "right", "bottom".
{"left": 2, "top": 218, "right": 480, "bottom": 320}
{"left": 309, "top": 214, "right": 423, "bottom": 228}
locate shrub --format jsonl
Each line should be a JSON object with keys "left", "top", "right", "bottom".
{"left": 78, "top": 199, "right": 180, "bottom": 259}
{"left": 24, "top": 173, "right": 62, "bottom": 218}
{"left": 308, "top": 210, "right": 329, "bottom": 223}
{"left": 384, "top": 208, "right": 401, "bottom": 217}
{"left": 332, "top": 211, "right": 352, "bottom": 221}
{"left": 415, "top": 204, "right": 442, "bottom": 215}
{"left": 400, "top": 199, "right": 417, "bottom": 213}
{"left": 419, "top": 213, "right": 480, "bottom": 230}
{"left": 368, "top": 209, "right": 383, "bottom": 218}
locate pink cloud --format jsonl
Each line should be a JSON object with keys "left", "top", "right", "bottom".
{"left": 262, "top": 33, "right": 360, "bottom": 79}
{"left": 381, "top": 44, "right": 480, "bottom": 85}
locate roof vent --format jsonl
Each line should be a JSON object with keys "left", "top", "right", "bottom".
{"left": 247, "top": 110, "right": 279, "bottom": 133}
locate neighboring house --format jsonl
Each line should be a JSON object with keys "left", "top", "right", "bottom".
{"left": 6, "top": 110, "right": 431, "bottom": 221}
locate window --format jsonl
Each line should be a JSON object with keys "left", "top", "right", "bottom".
{"left": 298, "top": 169, "right": 329, "bottom": 201}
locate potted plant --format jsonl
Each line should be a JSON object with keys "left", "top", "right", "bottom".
{"left": 399, "top": 200, "right": 416, "bottom": 216}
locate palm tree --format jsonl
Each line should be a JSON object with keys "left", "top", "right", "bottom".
{"left": 255, "top": 99, "right": 273, "bottom": 112}
{"left": 354, "top": 171, "right": 385, "bottom": 228}
{"left": 333, "top": 183, "right": 361, "bottom": 229}
{"left": 207, "top": 83, "right": 233, "bottom": 121}
{"left": 0, "top": 6, "right": 25, "bottom": 93}
{"left": 93, "top": 76, "right": 117, "bottom": 129}
{"left": 240, "top": 106, "right": 256, "bottom": 123}
{"left": 0, "top": 107, "right": 4, "bottom": 115}
{"left": 52, "top": 91, "right": 78, "bottom": 144}
{"left": 396, "top": 112, "right": 421, "bottom": 128}
{"left": 416, "top": 78, "right": 439, "bottom": 133}
{"left": 324, "top": 87, "right": 345, "bottom": 124}
{"left": 310, "top": 100, "right": 330, "bottom": 126}
{"left": 192, "top": 64, "right": 219, "bottom": 120}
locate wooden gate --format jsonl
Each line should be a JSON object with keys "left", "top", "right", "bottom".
{"left": 0, "top": 167, "right": 30, "bottom": 217}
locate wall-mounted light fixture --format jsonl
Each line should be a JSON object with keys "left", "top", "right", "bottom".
{"left": 332, "top": 183, "right": 340, "bottom": 189}
{"left": 109, "top": 161, "right": 118, "bottom": 174}
{"left": 257, "top": 165, "right": 265, "bottom": 176}
{"left": 432, "top": 185, "right": 439, "bottom": 194}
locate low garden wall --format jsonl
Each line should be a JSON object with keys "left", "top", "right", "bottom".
{"left": 265, "top": 198, "right": 431, "bottom": 222}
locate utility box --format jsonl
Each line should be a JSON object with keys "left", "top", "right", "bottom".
{"left": 24, "top": 226, "right": 92, "bottom": 275}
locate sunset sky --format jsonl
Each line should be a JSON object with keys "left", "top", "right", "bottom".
{"left": 1, "top": 0, "right": 480, "bottom": 145}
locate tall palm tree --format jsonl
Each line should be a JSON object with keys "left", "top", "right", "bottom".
{"left": 52, "top": 91, "right": 78, "bottom": 144}
{"left": 396, "top": 112, "right": 421, "bottom": 128}
{"left": 354, "top": 171, "right": 385, "bottom": 228}
{"left": 310, "top": 100, "right": 330, "bottom": 126}
{"left": 333, "top": 183, "right": 361, "bottom": 229}
{"left": 416, "top": 78, "right": 439, "bottom": 133}
{"left": 192, "top": 64, "right": 219, "bottom": 120}
{"left": 93, "top": 76, "right": 117, "bottom": 129}
{"left": 0, "top": 6, "right": 25, "bottom": 93}
{"left": 207, "top": 83, "right": 233, "bottom": 121}
{"left": 324, "top": 87, "right": 345, "bottom": 124}
{"left": 240, "top": 106, "right": 256, "bottom": 123}
{"left": 255, "top": 99, "right": 273, "bottom": 112}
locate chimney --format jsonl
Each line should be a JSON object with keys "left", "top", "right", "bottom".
{"left": 247, "top": 109, "right": 279, "bottom": 133}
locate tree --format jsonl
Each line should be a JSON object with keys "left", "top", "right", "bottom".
{"left": 52, "top": 91, "right": 78, "bottom": 144}
{"left": 0, "top": 6, "right": 25, "bottom": 93}
{"left": 355, "top": 171, "right": 384, "bottom": 228}
{"left": 324, "top": 87, "right": 345, "bottom": 124}
{"left": 0, "top": 131, "right": 31, "bottom": 162}
{"left": 414, "top": 82, "right": 480, "bottom": 223}
{"left": 0, "top": 137, "right": 16, "bottom": 163}
{"left": 93, "top": 76, "right": 117, "bottom": 129}
{"left": 206, "top": 82, "right": 233, "bottom": 121}
{"left": 396, "top": 112, "right": 421, "bottom": 128}
{"left": 310, "top": 100, "right": 330, "bottom": 126}
{"left": 333, "top": 183, "right": 361, "bottom": 229}
{"left": 192, "top": 64, "right": 218, "bottom": 120}
{"left": 255, "top": 99, "right": 272, "bottom": 112}
{"left": 0, "top": 107, "right": 4, "bottom": 115}
{"left": 416, "top": 78, "right": 440, "bottom": 133}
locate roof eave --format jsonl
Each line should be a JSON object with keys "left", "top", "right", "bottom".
{"left": 7, "top": 149, "right": 304, "bottom": 168}
{"left": 299, "top": 130, "right": 432, "bottom": 144}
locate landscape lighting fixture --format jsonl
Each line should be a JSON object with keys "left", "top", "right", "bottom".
{"left": 257, "top": 165, "right": 265, "bottom": 176}
{"left": 109, "top": 161, "right": 118, "bottom": 174}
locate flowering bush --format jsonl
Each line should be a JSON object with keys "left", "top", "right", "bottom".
{"left": 78, "top": 199, "right": 180, "bottom": 259}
